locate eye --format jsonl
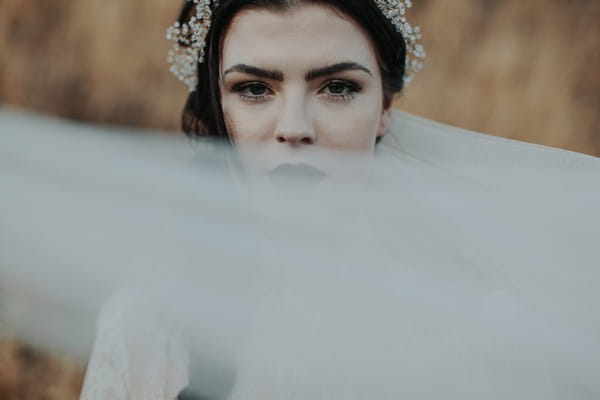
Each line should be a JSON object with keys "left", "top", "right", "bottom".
{"left": 327, "top": 82, "right": 349, "bottom": 94}
{"left": 233, "top": 82, "right": 273, "bottom": 103}
{"left": 320, "top": 80, "right": 360, "bottom": 102}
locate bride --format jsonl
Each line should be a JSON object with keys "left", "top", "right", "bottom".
{"left": 66, "top": 0, "right": 600, "bottom": 399}
{"left": 170, "top": 0, "right": 424, "bottom": 148}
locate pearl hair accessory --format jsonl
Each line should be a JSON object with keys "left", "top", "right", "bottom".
{"left": 166, "top": 0, "right": 425, "bottom": 91}
{"left": 166, "top": 0, "right": 217, "bottom": 91}
{"left": 374, "top": 0, "right": 426, "bottom": 86}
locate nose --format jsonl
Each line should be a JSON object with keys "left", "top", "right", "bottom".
{"left": 276, "top": 132, "right": 315, "bottom": 145}
{"left": 274, "top": 94, "right": 316, "bottom": 146}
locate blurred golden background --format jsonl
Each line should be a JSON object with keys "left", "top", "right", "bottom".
{"left": 0, "top": 0, "right": 598, "bottom": 398}
{"left": 1, "top": 0, "right": 598, "bottom": 156}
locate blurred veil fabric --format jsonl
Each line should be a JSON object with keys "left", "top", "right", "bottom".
{"left": 0, "top": 109, "right": 599, "bottom": 399}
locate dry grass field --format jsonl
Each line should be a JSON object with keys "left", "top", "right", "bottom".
{"left": 0, "top": 338, "right": 83, "bottom": 399}
{"left": 0, "top": 0, "right": 598, "bottom": 397}
{"left": 403, "top": 0, "right": 600, "bottom": 156}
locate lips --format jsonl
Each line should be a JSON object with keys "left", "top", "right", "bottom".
{"left": 267, "top": 163, "right": 327, "bottom": 188}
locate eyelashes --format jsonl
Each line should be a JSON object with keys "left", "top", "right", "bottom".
{"left": 322, "top": 80, "right": 360, "bottom": 102}
{"left": 230, "top": 80, "right": 362, "bottom": 104}
{"left": 232, "top": 82, "right": 272, "bottom": 103}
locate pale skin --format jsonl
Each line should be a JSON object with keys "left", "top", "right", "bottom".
{"left": 219, "top": 3, "right": 392, "bottom": 174}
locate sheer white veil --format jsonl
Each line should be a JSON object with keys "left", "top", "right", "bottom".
{"left": 1, "top": 108, "right": 599, "bottom": 399}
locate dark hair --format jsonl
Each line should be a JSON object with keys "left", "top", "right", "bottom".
{"left": 177, "top": 0, "right": 407, "bottom": 140}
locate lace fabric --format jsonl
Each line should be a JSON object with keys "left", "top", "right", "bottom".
{"left": 80, "top": 291, "right": 189, "bottom": 399}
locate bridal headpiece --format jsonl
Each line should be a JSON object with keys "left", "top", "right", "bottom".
{"left": 167, "top": 0, "right": 426, "bottom": 91}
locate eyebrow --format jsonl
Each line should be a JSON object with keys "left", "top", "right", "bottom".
{"left": 223, "top": 62, "right": 372, "bottom": 82}
{"left": 305, "top": 62, "right": 372, "bottom": 81}
{"left": 223, "top": 64, "right": 284, "bottom": 81}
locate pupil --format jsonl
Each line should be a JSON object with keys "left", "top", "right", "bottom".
{"left": 329, "top": 83, "right": 345, "bottom": 94}
{"left": 250, "top": 85, "right": 266, "bottom": 95}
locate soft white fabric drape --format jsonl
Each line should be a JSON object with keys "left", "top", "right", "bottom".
{"left": 1, "top": 109, "right": 598, "bottom": 399}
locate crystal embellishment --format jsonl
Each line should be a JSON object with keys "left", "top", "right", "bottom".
{"left": 166, "top": 0, "right": 218, "bottom": 92}
{"left": 167, "top": 0, "right": 425, "bottom": 91}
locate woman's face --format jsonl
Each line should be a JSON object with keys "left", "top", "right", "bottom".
{"left": 220, "top": 3, "right": 391, "bottom": 175}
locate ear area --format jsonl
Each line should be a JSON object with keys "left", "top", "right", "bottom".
{"left": 377, "top": 99, "right": 393, "bottom": 138}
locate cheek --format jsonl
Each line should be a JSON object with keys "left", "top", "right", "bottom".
{"left": 313, "top": 99, "right": 382, "bottom": 152}
{"left": 222, "top": 98, "right": 276, "bottom": 143}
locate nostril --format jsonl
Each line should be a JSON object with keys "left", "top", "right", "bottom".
{"left": 276, "top": 134, "right": 314, "bottom": 144}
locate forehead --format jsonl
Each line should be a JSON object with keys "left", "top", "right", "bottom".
{"left": 221, "top": 3, "right": 379, "bottom": 74}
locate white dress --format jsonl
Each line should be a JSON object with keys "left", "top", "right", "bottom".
{"left": 0, "top": 109, "right": 598, "bottom": 399}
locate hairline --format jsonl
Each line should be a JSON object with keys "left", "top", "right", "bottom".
{"left": 217, "top": 1, "right": 389, "bottom": 94}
